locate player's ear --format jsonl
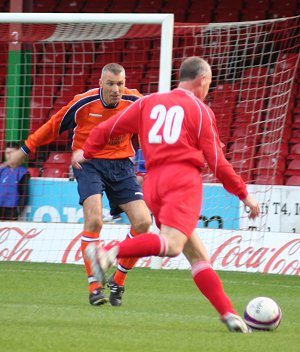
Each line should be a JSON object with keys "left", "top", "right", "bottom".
{"left": 99, "top": 79, "right": 102, "bottom": 87}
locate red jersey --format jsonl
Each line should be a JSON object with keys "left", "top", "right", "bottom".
{"left": 83, "top": 88, "right": 248, "bottom": 200}
{"left": 22, "top": 87, "right": 142, "bottom": 159}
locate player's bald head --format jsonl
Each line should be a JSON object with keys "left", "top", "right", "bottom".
{"left": 179, "top": 57, "right": 211, "bottom": 82}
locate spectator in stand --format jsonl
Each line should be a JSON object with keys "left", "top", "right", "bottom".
{"left": 0, "top": 142, "right": 30, "bottom": 220}
{"left": 7, "top": 63, "right": 152, "bottom": 307}
{"left": 73, "top": 56, "right": 260, "bottom": 333}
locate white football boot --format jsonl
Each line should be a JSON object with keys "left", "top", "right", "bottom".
{"left": 85, "top": 244, "right": 119, "bottom": 285}
{"left": 222, "top": 313, "right": 252, "bottom": 333}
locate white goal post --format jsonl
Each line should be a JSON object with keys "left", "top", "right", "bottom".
{"left": 0, "top": 12, "right": 174, "bottom": 92}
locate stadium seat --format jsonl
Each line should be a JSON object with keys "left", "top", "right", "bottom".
{"left": 285, "top": 175, "right": 300, "bottom": 186}
{"left": 28, "top": 167, "right": 41, "bottom": 177}
{"left": 109, "top": 0, "right": 142, "bottom": 12}
{"left": 254, "top": 173, "right": 284, "bottom": 185}
{"left": 82, "top": 0, "right": 110, "bottom": 12}
{"left": 42, "top": 166, "right": 69, "bottom": 178}
{"left": 213, "top": 11, "right": 240, "bottom": 23}
{"left": 256, "top": 156, "right": 286, "bottom": 175}
{"left": 228, "top": 140, "right": 256, "bottom": 156}
{"left": 39, "top": 44, "right": 68, "bottom": 65}
{"left": 135, "top": 0, "right": 163, "bottom": 12}
{"left": 243, "top": 0, "right": 268, "bottom": 11}
{"left": 33, "top": 0, "right": 56, "bottom": 12}
{"left": 289, "top": 129, "right": 300, "bottom": 144}
{"left": 258, "top": 142, "right": 289, "bottom": 158}
{"left": 292, "top": 114, "right": 300, "bottom": 129}
{"left": 285, "top": 159, "right": 300, "bottom": 176}
{"left": 44, "top": 152, "right": 72, "bottom": 165}
{"left": 287, "top": 143, "right": 300, "bottom": 160}
{"left": 56, "top": 0, "right": 85, "bottom": 12}
{"left": 273, "top": 54, "right": 299, "bottom": 74}
{"left": 186, "top": 10, "right": 212, "bottom": 23}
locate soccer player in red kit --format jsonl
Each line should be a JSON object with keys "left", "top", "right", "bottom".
{"left": 72, "top": 57, "right": 260, "bottom": 332}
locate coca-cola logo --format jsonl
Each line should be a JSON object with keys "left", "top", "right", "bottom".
{"left": 0, "top": 226, "right": 42, "bottom": 261}
{"left": 0, "top": 226, "right": 299, "bottom": 276}
{"left": 211, "top": 235, "right": 300, "bottom": 275}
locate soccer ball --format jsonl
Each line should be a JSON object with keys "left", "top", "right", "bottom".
{"left": 244, "top": 297, "right": 282, "bottom": 331}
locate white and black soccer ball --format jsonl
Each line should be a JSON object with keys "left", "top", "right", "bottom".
{"left": 244, "top": 297, "right": 282, "bottom": 331}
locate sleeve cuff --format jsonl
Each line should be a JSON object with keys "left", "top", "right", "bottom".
{"left": 21, "top": 144, "right": 30, "bottom": 155}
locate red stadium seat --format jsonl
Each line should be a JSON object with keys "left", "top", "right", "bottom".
{"left": 44, "top": 152, "right": 72, "bottom": 165}
{"left": 56, "top": 0, "right": 85, "bottom": 12}
{"left": 82, "top": 0, "right": 110, "bottom": 12}
{"left": 33, "top": 0, "right": 56, "bottom": 12}
{"left": 186, "top": 10, "right": 213, "bottom": 23}
{"left": 243, "top": 0, "right": 269, "bottom": 10}
{"left": 42, "top": 166, "right": 69, "bottom": 178}
{"left": 135, "top": 0, "right": 163, "bottom": 12}
{"left": 254, "top": 173, "right": 284, "bottom": 185}
{"left": 287, "top": 143, "right": 300, "bottom": 160}
{"left": 216, "top": 0, "right": 243, "bottom": 10}
{"left": 285, "top": 159, "right": 300, "bottom": 176}
{"left": 228, "top": 140, "right": 256, "bottom": 157}
{"left": 289, "top": 129, "right": 300, "bottom": 144}
{"left": 256, "top": 156, "right": 286, "bottom": 175}
{"left": 258, "top": 142, "right": 289, "bottom": 158}
{"left": 28, "top": 167, "right": 41, "bottom": 177}
{"left": 213, "top": 11, "right": 240, "bottom": 23}
{"left": 292, "top": 114, "right": 300, "bottom": 129}
{"left": 109, "top": 0, "right": 143, "bottom": 12}
{"left": 285, "top": 175, "right": 300, "bottom": 186}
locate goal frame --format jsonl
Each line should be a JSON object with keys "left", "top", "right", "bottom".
{"left": 0, "top": 12, "right": 174, "bottom": 93}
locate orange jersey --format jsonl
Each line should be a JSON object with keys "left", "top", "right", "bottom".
{"left": 24, "top": 87, "right": 142, "bottom": 159}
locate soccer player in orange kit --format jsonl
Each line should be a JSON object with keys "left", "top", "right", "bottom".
{"left": 8, "top": 63, "right": 152, "bottom": 307}
{"left": 73, "top": 57, "right": 260, "bottom": 332}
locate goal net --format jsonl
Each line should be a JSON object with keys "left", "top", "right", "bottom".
{"left": 0, "top": 13, "right": 299, "bottom": 274}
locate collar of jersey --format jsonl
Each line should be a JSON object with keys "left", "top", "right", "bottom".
{"left": 99, "top": 88, "right": 119, "bottom": 109}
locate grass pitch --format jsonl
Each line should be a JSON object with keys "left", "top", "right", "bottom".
{"left": 0, "top": 262, "right": 299, "bottom": 352}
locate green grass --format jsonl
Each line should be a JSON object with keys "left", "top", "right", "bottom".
{"left": 0, "top": 262, "right": 299, "bottom": 352}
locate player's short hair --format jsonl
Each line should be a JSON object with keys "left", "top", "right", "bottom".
{"left": 179, "top": 57, "right": 211, "bottom": 82}
{"left": 6, "top": 141, "right": 20, "bottom": 149}
{"left": 101, "top": 63, "right": 125, "bottom": 78}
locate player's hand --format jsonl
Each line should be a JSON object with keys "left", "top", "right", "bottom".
{"left": 6, "top": 149, "right": 27, "bottom": 168}
{"left": 71, "top": 149, "right": 88, "bottom": 169}
{"left": 242, "top": 194, "right": 260, "bottom": 219}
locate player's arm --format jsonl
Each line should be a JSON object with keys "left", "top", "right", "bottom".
{"left": 8, "top": 103, "right": 75, "bottom": 168}
{"left": 83, "top": 100, "right": 141, "bottom": 159}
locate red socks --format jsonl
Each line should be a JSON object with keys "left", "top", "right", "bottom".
{"left": 192, "top": 260, "right": 236, "bottom": 317}
{"left": 105, "top": 232, "right": 167, "bottom": 258}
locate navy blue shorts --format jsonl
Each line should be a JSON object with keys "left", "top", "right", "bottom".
{"left": 73, "top": 158, "right": 143, "bottom": 215}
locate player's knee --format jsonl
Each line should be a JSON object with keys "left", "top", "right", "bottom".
{"left": 132, "top": 217, "right": 152, "bottom": 234}
{"left": 85, "top": 215, "right": 103, "bottom": 232}
{"left": 166, "top": 240, "right": 185, "bottom": 257}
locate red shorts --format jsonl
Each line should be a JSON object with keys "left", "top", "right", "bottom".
{"left": 143, "top": 163, "right": 202, "bottom": 238}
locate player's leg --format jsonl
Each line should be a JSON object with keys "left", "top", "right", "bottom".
{"left": 85, "top": 225, "right": 188, "bottom": 285}
{"left": 183, "top": 231, "right": 249, "bottom": 333}
{"left": 107, "top": 200, "right": 151, "bottom": 306}
{"left": 80, "top": 194, "right": 108, "bottom": 305}
{"left": 104, "top": 158, "right": 152, "bottom": 306}
{"left": 74, "top": 160, "right": 108, "bottom": 306}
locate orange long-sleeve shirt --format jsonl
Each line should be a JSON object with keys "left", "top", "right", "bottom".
{"left": 22, "top": 87, "right": 142, "bottom": 159}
